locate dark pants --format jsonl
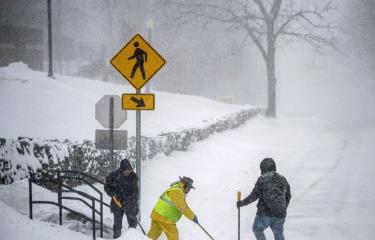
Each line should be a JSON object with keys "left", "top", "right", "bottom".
{"left": 252, "top": 215, "right": 285, "bottom": 240}
{"left": 113, "top": 206, "right": 137, "bottom": 239}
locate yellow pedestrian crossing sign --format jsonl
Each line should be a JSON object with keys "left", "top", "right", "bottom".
{"left": 122, "top": 94, "right": 155, "bottom": 110}
{"left": 110, "top": 34, "right": 166, "bottom": 90}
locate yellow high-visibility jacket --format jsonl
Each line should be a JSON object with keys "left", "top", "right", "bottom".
{"left": 151, "top": 182, "right": 195, "bottom": 224}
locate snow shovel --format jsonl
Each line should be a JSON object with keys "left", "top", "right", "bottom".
{"left": 113, "top": 196, "right": 146, "bottom": 235}
{"left": 136, "top": 219, "right": 146, "bottom": 236}
{"left": 197, "top": 222, "right": 215, "bottom": 240}
{"left": 237, "top": 191, "right": 241, "bottom": 240}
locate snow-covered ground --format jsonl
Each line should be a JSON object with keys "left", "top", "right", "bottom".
{"left": 142, "top": 117, "right": 375, "bottom": 239}
{"left": 0, "top": 62, "right": 249, "bottom": 140}
{"left": 1, "top": 63, "right": 374, "bottom": 239}
{"left": 2, "top": 115, "right": 374, "bottom": 239}
{"left": 0, "top": 200, "right": 91, "bottom": 240}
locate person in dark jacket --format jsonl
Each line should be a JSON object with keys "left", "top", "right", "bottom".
{"left": 104, "top": 159, "right": 139, "bottom": 239}
{"left": 237, "top": 158, "right": 291, "bottom": 240}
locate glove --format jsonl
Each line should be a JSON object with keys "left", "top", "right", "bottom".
{"left": 237, "top": 200, "right": 243, "bottom": 208}
{"left": 193, "top": 215, "right": 199, "bottom": 224}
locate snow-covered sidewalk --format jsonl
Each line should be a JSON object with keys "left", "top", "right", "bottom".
{"left": 2, "top": 117, "right": 374, "bottom": 240}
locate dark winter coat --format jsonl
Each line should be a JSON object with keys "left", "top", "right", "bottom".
{"left": 104, "top": 169, "right": 139, "bottom": 216}
{"left": 241, "top": 159, "right": 291, "bottom": 218}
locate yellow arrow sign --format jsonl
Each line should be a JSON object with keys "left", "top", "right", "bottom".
{"left": 111, "top": 34, "right": 166, "bottom": 90}
{"left": 122, "top": 94, "right": 155, "bottom": 110}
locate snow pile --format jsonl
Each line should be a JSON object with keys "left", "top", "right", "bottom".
{"left": 0, "top": 200, "right": 91, "bottom": 240}
{"left": 0, "top": 62, "right": 35, "bottom": 80}
{"left": 0, "top": 62, "right": 252, "bottom": 140}
{"left": 0, "top": 178, "right": 144, "bottom": 239}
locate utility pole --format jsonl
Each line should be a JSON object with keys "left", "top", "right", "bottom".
{"left": 47, "top": 0, "right": 54, "bottom": 78}
{"left": 56, "top": 0, "right": 62, "bottom": 73}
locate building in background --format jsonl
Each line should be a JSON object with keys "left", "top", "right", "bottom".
{"left": 0, "top": 0, "right": 45, "bottom": 70}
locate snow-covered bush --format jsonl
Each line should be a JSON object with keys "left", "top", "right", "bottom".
{"left": 0, "top": 108, "right": 262, "bottom": 184}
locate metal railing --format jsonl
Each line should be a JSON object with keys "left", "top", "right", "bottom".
{"left": 29, "top": 170, "right": 110, "bottom": 240}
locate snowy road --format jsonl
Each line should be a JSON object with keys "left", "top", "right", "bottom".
{"left": 288, "top": 124, "right": 375, "bottom": 239}
{"left": 142, "top": 117, "right": 375, "bottom": 240}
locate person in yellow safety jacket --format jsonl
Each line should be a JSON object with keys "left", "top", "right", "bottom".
{"left": 147, "top": 176, "right": 199, "bottom": 240}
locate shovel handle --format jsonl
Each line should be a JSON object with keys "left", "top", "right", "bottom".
{"left": 237, "top": 191, "right": 241, "bottom": 240}
{"left": 198, "top": 223, "right": 215, "bottom": 240}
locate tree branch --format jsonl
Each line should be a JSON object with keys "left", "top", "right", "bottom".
{"left": 164, "top": 0, "right": 336, "bottom": 58}
{"left": 275, "top": 11, "right": 303, "bottom": 36}
{"left": 270, "top": 0, "right": 283, "bottom": 21}
{"left": 245, "top": 25, "right": 267, "bottom": 60}
{"left": 253, "top": 0, "right": 269, "bottom": 21}
{"left": 279, "top": 31, "right": 336, "bottom": 50}
{"left": 275, "top": 0, "right": 336, "bottom": 48}
{"left": 166, "top": 0, "right": 268, "bottom": 60}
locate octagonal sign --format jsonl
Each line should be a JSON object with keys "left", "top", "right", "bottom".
{"left": 95, "top": 95, "right": 127, "bottom": 129}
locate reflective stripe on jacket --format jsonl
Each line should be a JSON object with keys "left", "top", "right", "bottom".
{"left": 152, "top": 182, "right": 195, "bottom": 223}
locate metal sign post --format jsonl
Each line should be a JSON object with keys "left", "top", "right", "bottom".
{"left": 136, "top": 89, "right": 142, "bottom": 219}
{"left": 110, "top": 33, "right": 166, "bottom": 220}
{"left": 109, "top": 96, "right": 114, "bottom": 171}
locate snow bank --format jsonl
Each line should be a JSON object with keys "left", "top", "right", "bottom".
{"left": 0, "top": 200, "right": 91, "bottom": 240}
{"left": 0, "top": 178, "right": 146, "bottom": 239}
{"left": 0, "top": 62, "right": 36, "bottom": 80}
{"left": 0, "top": 62, "right": 252, "bottom": 140}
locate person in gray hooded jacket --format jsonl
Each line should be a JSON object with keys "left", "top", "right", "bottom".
{"left": 237, "top": 158, "right": 291, "bottom": 240}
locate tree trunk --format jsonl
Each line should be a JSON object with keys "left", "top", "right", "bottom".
{"left": 266, "top": 22, "right": 277, "bottom": 117}
{"left": 266, "top": 50, "right": 277, "bottom": 117}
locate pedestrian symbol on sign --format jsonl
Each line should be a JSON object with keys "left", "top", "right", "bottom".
{"left": 110, "top": 34, "right": 166, "bottom": 90}
{"left": 128, "top": 42, "right": 148, "bottom": 80}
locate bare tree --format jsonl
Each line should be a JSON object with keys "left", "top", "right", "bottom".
{"left": 164, "top": 0, "right": 336, "bottom": 117}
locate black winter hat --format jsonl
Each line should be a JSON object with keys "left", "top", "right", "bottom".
{"left": 260, "top": 158, "right": 276, "bottom": 175}
{"left": 120, "top": 159, "right": 133, "bottom": 171}
{"left": 179, "top": 176, "right": 195, "bottom": 189}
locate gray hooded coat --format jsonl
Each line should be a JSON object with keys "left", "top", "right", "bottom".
{"left": 240, "top": 158, "right": 291, "bottom": 218}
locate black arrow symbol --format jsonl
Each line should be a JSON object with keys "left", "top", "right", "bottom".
{"left": 130, "top": 96, "right": 146, "bottom": 107}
